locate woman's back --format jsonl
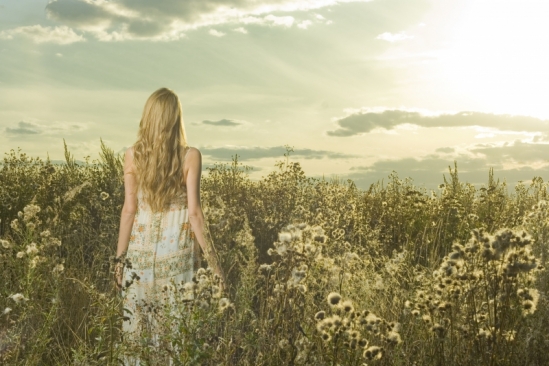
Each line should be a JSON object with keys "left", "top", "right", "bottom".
{"left": 122, "top": 147, "right": 198, "bottom": 338}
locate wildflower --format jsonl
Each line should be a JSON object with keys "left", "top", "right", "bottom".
{"left": 26, "top": 242, "right": 39, "bottom": 255}
{"left": 522, "top": 300, "right": 537, "bottom": 315}
{"left": 16, "top": 251, "right": 25, "bottom": 258}
{"left": 279, "top": 232, "right": 292, "bottom": 242}
{"left": 1, "top": 239, "right": 11, "bottom": 249}
{"left": 327, "top": 292, "right": 342, "bottom": 307}
{"left": 10, "top": 219, "right": 20, "bottom": 231}
{"left": 100, "top": 192, "right": 110, "bottom": 200}
{"left": 9, "top": 293, "right": 28, "bottom": 304}
{"left": 278, "top": 339, "right": 289, "bottom": 348}
{"left": 26, "top": 222, "right": 36, "bottom": 230}
{"left": 386, "top": 331, "right": 402, "bottom": 345}
{"left": 343, "top": 252, "right": 360, "bottom": 266}
{"left": 273, "top": 284, "right": 285, "bottom": 294}
{"left": 218, "top": 297, "right": 231, "bottom": 312}
{"left": 3, "top": 307, "right": 12, "bottom": 315}
{"left": 275, "top": 241, "right": 289, "bottom": 256}
{"left": 23, "top": 204, "right": 40, "bottom": 221}
{"left": 358, "top": 338, "right": 368, "bottom": 348}
{"left": 321, "top": 332, "right": 332, "bottom": 342}
{"left": 40, "top": 230, "right": 51, "bottom": 238}
{"left": 431, "top": 323, "right": 445, "bottom": 338}
{"left": 315, "top": 310, "right": 326, "bottom": 321}
{"left": 304, "top": 243, "right": 317, "bottom": 256}
{"left": 289, "top": 267, "right": 307, "bottom": 285}
{"left": 258, "top": 263, "right": 273, "bottom": 273}
{"left": 30, "top": 256, "right": 40, "bottom": 268}
{"left": 211, "top": 285, "right": 222, "bottom": 298}
{"left": 422, "top": 315, "right": 432, "bottom": 324}
{"left": 52, "top": 264, "right": 65, "bottom": 274}
{"left": 196, "top": 268, "right": 206, "bottom": 276}
{"left": 349, "top": 330, "right": 360, "bottom": 339}
{"left": 296, "top": 284, "right": 307, "bottom": 294}
{"left": 50, "top": 238, "right": 62, "bottom": 247}
{"left": 503, "top": 330, "right": 516, "bottom": 341}
{"left": 331, "top": 315, "right": 343, "bottom": 329}
{"left": 411, "top": 309, "right": 420, "bottom": 316}
{"left": 478, "top": 327, "right": 492, "bottom": 339}
{"left": 341, "top": 300, "right": 354, "bottom": 313}
{"left": 404, "top": 300, "right": 412, "bottom": 308}
{"left": 314, "top": 234, "right": 326, "bottom": 243}
{"left": 182, "top": 281, "right": 195, "bottom": 292}
{"left": 363, "top": 346, "right": 383, "bottom": 360}
{"left": 389, "top": 322, "right": 401, "bottom": 332}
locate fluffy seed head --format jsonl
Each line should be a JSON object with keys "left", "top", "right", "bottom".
{"left": 327, "top": 292, "right": 342, "bottom": 307}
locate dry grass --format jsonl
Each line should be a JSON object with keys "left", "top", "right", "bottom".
{"left": 0, "top": 143, "right": 548, "bottom": 365}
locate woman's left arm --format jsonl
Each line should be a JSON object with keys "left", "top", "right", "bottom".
{"left": 115, "top": 148, "right": 138, "bottom": 286}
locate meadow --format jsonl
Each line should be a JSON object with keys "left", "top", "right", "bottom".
{"left": 1, "top": 142, "right": 548, "bottom": 365}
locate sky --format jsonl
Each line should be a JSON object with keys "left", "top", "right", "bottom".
{"left": 1, "top": 0, "right": 549, "bottom": 190}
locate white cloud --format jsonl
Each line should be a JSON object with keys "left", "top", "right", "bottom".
{"left": 0, "top": 25, "right": 85, "bottom": 45}
{"left": 264, "top": 15, "right": 295, "bottom": 27}
{"left": 209, "top": 29, "right": 226, "bottom": 37}
{"left": 233, "top": 27, "right": 248, "bottom": 34}
{"left": 56, "top": 53, "right": 63, "bottom": 57}
{"left": 42, "top": 0, "right": 370, "bottom": 41}
{"left": 5, "top": 120, "right": 87, "bottom": 136}
{"left": 297, "top": 20, "right": 313, "bottom": 29}
{"left": 376, "top": 32, "right": 414, "bottom": 43}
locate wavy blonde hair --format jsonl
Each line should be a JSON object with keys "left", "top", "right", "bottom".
{"left": 133, "top": 88, "right": 189, "bottom": 212}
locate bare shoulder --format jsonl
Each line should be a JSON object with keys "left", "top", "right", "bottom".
{"left": 124, "top": 146, "right": 135, "bottom": 172}
{"left": 125, "top": 146, "right": 135, "bottom": 159}
{"left": 186, "top": 147, "right": 202, "bottom": 164}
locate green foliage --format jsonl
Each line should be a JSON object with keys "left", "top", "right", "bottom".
{"left": 0, "top": 143, "right": 548, "bottom": 365}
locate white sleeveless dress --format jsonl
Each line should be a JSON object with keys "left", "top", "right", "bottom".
{"left": 121, "top": 165, "right": 199, "bottom": 359}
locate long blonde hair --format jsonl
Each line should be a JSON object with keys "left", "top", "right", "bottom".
{"left": 133, "top": 88, "right": 189, "bottom": 212}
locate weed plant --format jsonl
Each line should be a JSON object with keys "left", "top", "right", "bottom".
{"left": 0, "top": 143, "right": 547, "bottom": 365}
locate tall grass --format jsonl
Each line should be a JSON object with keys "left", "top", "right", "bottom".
{"left": 0, "top": 142, "right": 547, "bottom": 365}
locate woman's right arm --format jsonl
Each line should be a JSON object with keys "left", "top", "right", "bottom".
{"left": 114, "top": 148, "right": 138, "bottom": 288}
{"left": 185, "top": 148, "right": 226, "bottom": 289}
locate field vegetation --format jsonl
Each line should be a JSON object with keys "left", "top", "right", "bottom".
{"left": 1, "top": 142, "right": 548, "bottom": 365}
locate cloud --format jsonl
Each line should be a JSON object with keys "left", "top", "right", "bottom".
{"left": 4, "top": 120, "right": 87, "bottom": 136}
{"left": 345, "top": 141, "right": 549, "bottom": 189}
{"left": 471, "top": 140, "right": 549, "bottom": 164}
{"left": 201, "top": 145, "right": 359, "bottom": 161}
{"left": 297, "top": 20, "right": 313, "bottom": 29}
{"left": 0, "top": 25, "right": 85, "bottom": 44}
{"left": 202, "top": 119, "right": 241, "bottom": 126}
{"left": 263, "top": 15, "right": 295, "bottom": 27}
{"left": 376, "top": 32, "right": 413, "bottom": 42}
{"left": 40, "top": 0, "right": 371, "bottom": 41}
{"left": 5, "top": 122, "right": 42, "bottom": 135}
{"left": 435, "top": 147, "right": 454, "bottom": 153}
{"left": 233, "top": 27, "right": 248, "bottom": 34}
{"left": 327, "top": 109, "right": 549, "bottom": 137}
{"left": 208, "top": 29, "right": 226, "bottom": 37}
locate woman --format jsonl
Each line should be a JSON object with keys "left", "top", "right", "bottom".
{"left": 113, "top": 87, "right": 226, "bottom": 347}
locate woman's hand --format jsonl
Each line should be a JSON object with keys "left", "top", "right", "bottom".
{"left": 114, "top": 262, "right": 124, "bottom": 290}
{"left": 215, "top": 269, "right": 227, "bottom": 293}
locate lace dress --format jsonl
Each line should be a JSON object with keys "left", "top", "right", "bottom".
{"left": 121, "top": 186, "right": 199, "bottom": 348}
